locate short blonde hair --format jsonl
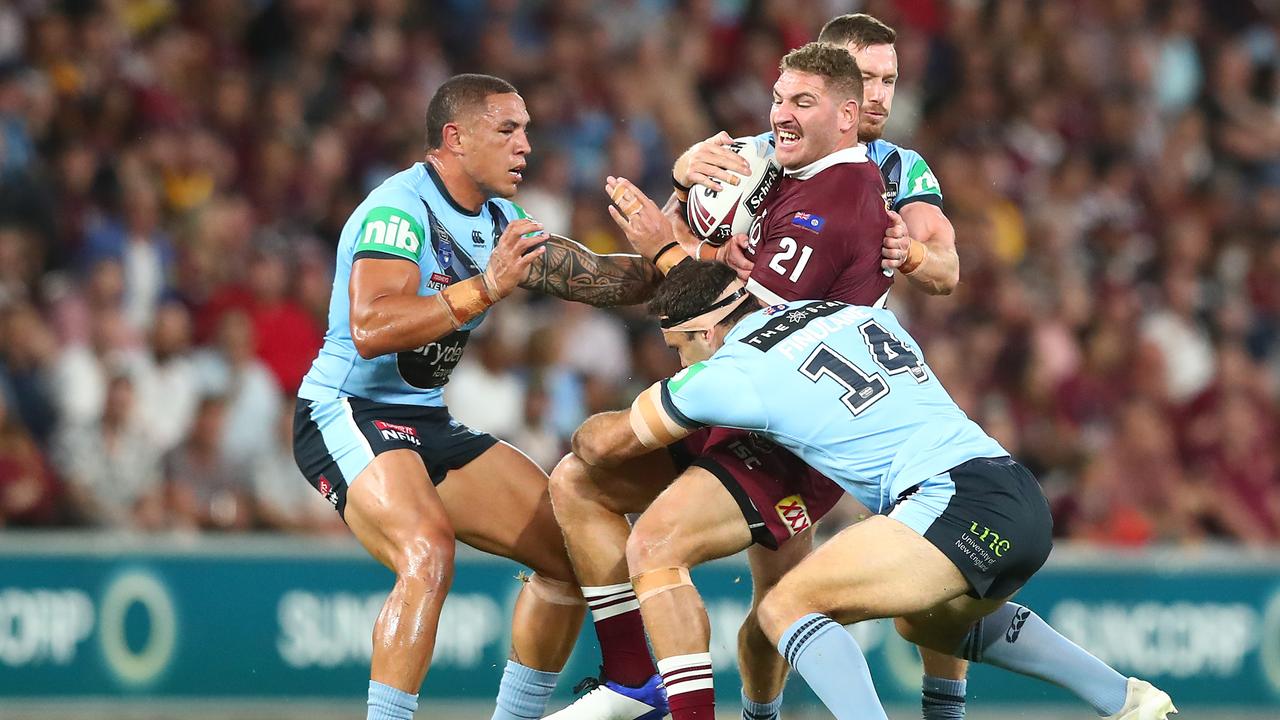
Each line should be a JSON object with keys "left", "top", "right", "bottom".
{"left": 779, "top": 42, "right": 863, "bottom": 104}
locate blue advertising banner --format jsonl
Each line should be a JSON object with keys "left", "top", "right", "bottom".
{"left": 0, "top": 534, "right": 1277, "bottom": 713}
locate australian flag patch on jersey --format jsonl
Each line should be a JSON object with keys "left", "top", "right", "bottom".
{"left": 792, "top": 212, "right": 824, "bottom": 234}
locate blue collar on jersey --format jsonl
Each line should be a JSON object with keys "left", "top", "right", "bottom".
{"left": 424, "top": 162, "right": 483, "bottom": 217}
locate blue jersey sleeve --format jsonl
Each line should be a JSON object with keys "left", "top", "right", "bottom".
{"left": 893, "top": 148, "right": 943, "bottom": 211}
{"left": 350, "top": 188, "right": 434, "bottom": 268}
{"left": 660, "top": 358, "right": 768, "bottom": 432}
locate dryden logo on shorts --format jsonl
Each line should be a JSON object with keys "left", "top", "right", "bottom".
{"left": 398, "top": 329, "right": 470, "bottom": 389}
{"left": 775, "top": 494, "right": 812, "bottom": 536}
{"left": 374, "top": 420, "right": 420, "bottom": 446}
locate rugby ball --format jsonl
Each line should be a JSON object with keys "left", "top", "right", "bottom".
{"left": 686, "top": 135, "right": 781, "bottom": 245}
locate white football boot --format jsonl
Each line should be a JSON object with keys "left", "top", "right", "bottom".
{"left": 1104, "top": 677, "right": 1178, "bottom": 720}
{"left": 544, "top": 671, "right": 669, "bottom": 720}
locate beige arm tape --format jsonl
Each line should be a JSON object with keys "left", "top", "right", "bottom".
{"left": 900, "top": 239, "right": 930, "bottom": 276}
{"left": 631, "top": 566, "right": 693, "bottom": 603}
{"left": 438, "top": 275, "right": 498, "bottom": 328}
{"left": 526, "top": 574, "right": 585, "bottom": 606}
{"left": 654, "top": 244, "right": 690, "bottom": 275}
{"left": 629, "top": 382, "right": 693, "bottom": 449}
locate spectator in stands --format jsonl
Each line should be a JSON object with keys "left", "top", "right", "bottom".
{"left": 245, "top": 243, "right": 323, "bottom": 395}
{"left": 250, "top": 401, "right": 344, "bottom": 534}
{"left": 136, "top": 300, "right": 200, "bottom": 453}
{"left": 54, "top": 373, "right": 166, "bottom": 530}
{"left": 50, "top": 305, "right": 146, "bottom": 427}
{"left": 82, "top": 178, "right": 175, "bottom": 331}
{"left": 0, "top": 389, "right": 60, "bottom": 527}
{"left": 165, "top": 394, "right": 252, "bottom": 532}
{"left": 193, "top": 309, "right": 281, "bottom": 464}
{"left": 0, "top": 0, "right": 1272, "bottom": 545}
{"left": 0, "top": 301, "right": 58, "bottom": 444}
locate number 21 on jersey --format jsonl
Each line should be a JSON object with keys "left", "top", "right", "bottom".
{"left": 769, "top": 237, "right": 813, "bottom": 282}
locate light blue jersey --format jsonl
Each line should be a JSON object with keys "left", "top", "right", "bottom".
{"left": 298, "top": 163, "right": 523, "bottom": 406}
{"left": 754, "top": 133, "right": 942, "bottom": 211}
{"left": 662, "top": 300, "right": 1006, "bottom": 513}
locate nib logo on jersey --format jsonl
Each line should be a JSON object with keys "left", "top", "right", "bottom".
{"left": 360, "top": 208, "right": 423, "bottom": 255}
{"left": 373, "top": 420, "right": 421, "bottom": 446}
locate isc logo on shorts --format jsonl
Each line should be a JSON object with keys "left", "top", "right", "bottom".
{"left": 775, "top": 494, "right": 811, "bottom": 536}
{"left": 374, "top": 420, "right": 421, "bottom": 446}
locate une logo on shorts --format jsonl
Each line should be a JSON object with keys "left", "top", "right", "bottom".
{"left": 775, "top": 494, "right": 811, "bottom": 536}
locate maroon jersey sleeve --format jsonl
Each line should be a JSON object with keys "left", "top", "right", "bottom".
{"left": 747, "top": 160, "right": 892, "bottom": 306}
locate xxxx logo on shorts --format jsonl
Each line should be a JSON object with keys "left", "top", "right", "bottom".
{"left": 775, "top": 494, "right": 812, "bottom": 536}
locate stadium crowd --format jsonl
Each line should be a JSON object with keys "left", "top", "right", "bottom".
{"left": 0, "top": 0, "right": 1277, "bottom": 546}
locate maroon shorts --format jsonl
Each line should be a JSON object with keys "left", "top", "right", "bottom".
{"left": 670, "top": 427, "right": 845, "bottom": 550}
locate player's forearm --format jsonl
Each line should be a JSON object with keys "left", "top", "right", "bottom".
{"left": 350, "top": 276, "right": 493, "bottom": 358}
{"left": 661, "top": 192, "right": 722, "bottom": 265}
{"left": 905, "top": 243, "right": 959, "bottom": 295}
{"left": 520, "top": 234, "right": 662, "bottom": 307}
{"left": 571, "top": 410, "right": 647, "bottom": 467}
{"left": 900, "top": 204, "right": 959, "bottom": 295}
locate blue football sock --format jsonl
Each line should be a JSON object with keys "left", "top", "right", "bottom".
{"left": 491, "top": 660, "right": 560, "bottom": 720}
{"left": 368, "top": 680, "right": 418, "bottom": 720}
{"left": 958, "top": 603, "right": 1127, "bottom": 715}
{"left": 922, "top": 675, "right": 966, "bottom": 719}
{"left": 777, "top": 613, "right": 888, "bottom": 720}
{"left": 741, "top": 688, "right": 783, "bottom": 720}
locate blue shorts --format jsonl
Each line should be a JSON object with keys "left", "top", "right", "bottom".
{"left": 888, "top": 456, "right": 1053, "bottom": 599}
{"left": 292, "top": 397, "right": 497, "bottom": 517}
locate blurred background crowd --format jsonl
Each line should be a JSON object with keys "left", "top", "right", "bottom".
{"left": 0, "top": 0, "right": 1277, "bottom": 546}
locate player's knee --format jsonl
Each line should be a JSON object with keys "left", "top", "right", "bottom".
{"left": 756, "top": 579, "right": 828, "bottom": 643}
{"left": 394, "top": 531, "right": 456, "bottom": 592}
{"left": 894, "top": 615, "right": 923, "bottom": 645}
{"left": 625, "top": 515, "right": 688, "bottom": 572}
{"left": 754, "top": 588, "right": 797, "bottom": 643}
{"left": 548, "top": 452, "right": 592, "bottom": 508}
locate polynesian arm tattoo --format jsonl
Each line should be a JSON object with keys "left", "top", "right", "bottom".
{"left": 519, "top": 233, "right": 662, "bottom": 307}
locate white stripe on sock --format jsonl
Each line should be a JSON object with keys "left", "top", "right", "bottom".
{"left": 657, "top": 652, "right": 713, "bottom": 675}
{"left": 665, "top": 677, "right": 714, "bottom": 694}
{"left": 663, "top": 667, "right": 713, "bottom": 684}
{"left": 582, "top": 583, "right": 634, "bottom": 599}
{"left": 589, "top": 598, "right": 640, "bottom": 622}
{"left": 586, "top": 591, "right": 636, "bottom": 609}
{"left": 586, "top": 591, "right": 632, "bottom": 607}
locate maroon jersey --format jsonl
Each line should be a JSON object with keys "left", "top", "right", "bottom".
{"left": 744, "top": 146, "right": 892, "bottom": 307}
